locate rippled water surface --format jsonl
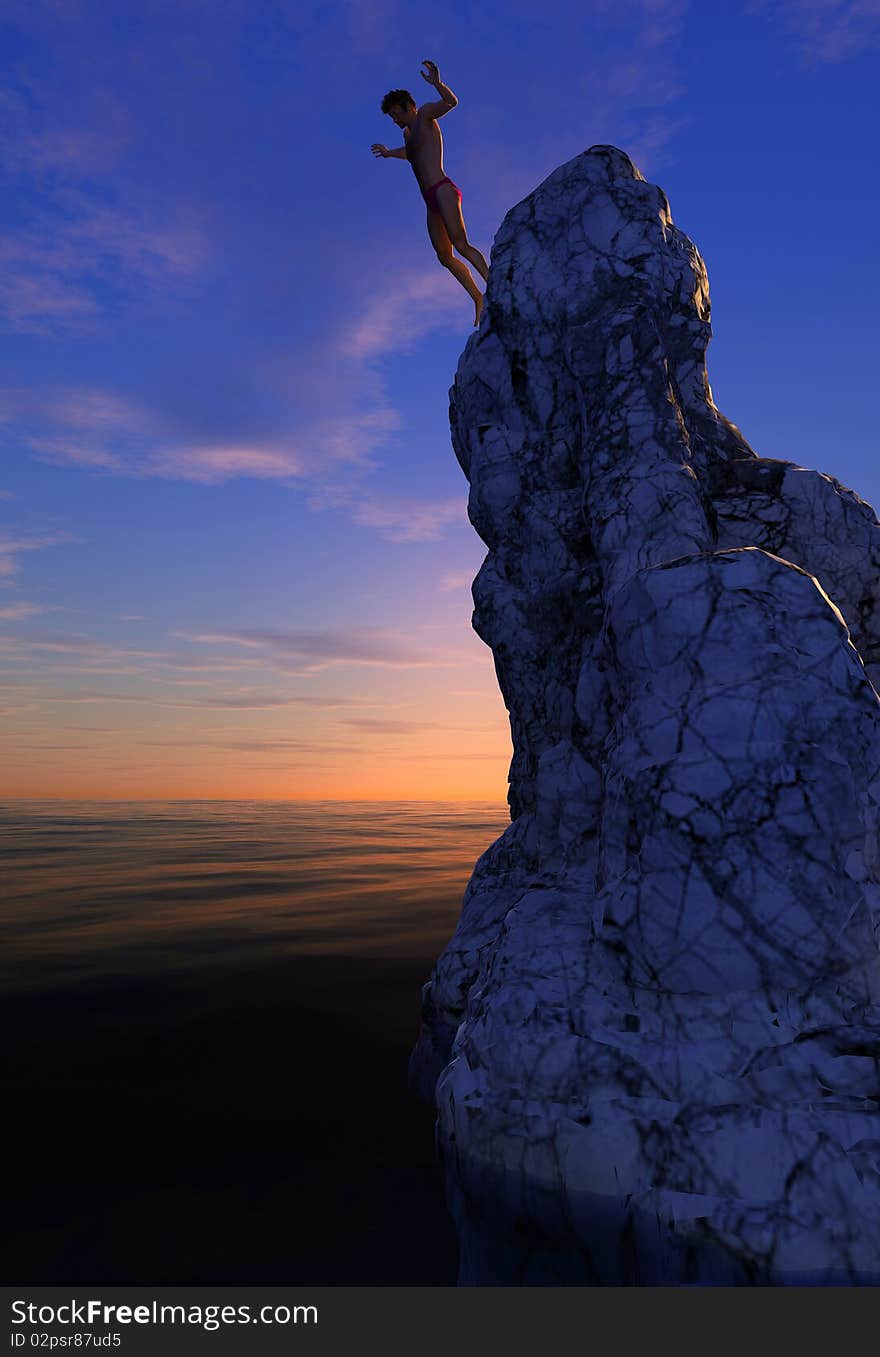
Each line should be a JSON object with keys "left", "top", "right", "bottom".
{"left": 1, "top": 799, "right": 510, "bottom": 989}
{"left": 3, "top": 800, "right": 510, "bottom": 1284}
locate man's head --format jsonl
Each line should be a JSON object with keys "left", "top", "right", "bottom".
{"left": 381, "top": 89, "right": 416, "bottom": 128}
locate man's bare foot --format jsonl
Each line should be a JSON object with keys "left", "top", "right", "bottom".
{"left": 474, "top": 292, "right": 484, "bottom": 327}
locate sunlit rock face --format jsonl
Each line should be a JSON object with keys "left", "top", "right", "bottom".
{"left": 409, "top": 145, "right": 880, "bottom": 1285}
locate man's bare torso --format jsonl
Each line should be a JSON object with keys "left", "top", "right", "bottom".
{"left": 404, "top": 114, "right": 444, "bottom": 190}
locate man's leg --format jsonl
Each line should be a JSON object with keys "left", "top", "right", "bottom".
{"left": 427, "top": 207, "right": 483, "bottom": 325}
{"left": 435, "top": 183, "right": 489, "bottom": 282}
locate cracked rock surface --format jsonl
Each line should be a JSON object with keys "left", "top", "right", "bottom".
{"left": 409, "top": 145, "right": 880, "bottom": 1285}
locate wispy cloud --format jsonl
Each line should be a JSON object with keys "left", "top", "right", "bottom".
{"left": 340, "top": 493, "right": 464, "bottom": 543}
{"left": 401, "top": 750, "right": 509, "bottom": 761}
{"left": 175, "top": 624, "right": 473, "bottom": 673}
{"left": 0, "top": 532, "right": 74, "bottom": 581}
{"left": 0, "top": 624, "right": 475, "bottom": 687}
{"left": 40, "top": 388, "right": 153, "bottom": 433}
{"left": 1, "top": 377, "right": 399, "bottom": 484}
{"left": 0, "top": 78, "right": 129, "bottom": 178}
{"left": 0, "top": 601, "right": 46, "bottom": 620}
{"left": 25, "top": 436, "right": 130, "bottom": 471}
{"left": 0, "top": 75, "right": 211, "bottom": 336}
{"left": 8, "top": 688, "right": 284, "bottom": 709}
{"left": 148, "top": 444, "right": 306, "bottom": 484}
{"left": 181, "top": 693, "right": 356, "bottom": 710}
{"left": 340, "top": 716, "right": 498, "bottom": 734}
{"left": 135, "top": 735, "right": 365, "bottom": 755}
{"left": 750, "top": 0, "right": 880, "bottom": 64}
{"left": 438, "top": 568, "right": 475, "bottom": 592}
{"left": 0, "top": 672, "right": 402, "bottom": 712}
{"left": 0, "top": 635, "right": 162, "bottom": 659}
{"left": 2, "top": 385, "right": 158, "bottom": 473}
{"left": 134, "top": 656, "right": 277, "bottom": 676}
{"left": 338, "top": 271, "right": 465, "bottom": 362}
{"left": 0, "top": 198, "right": 212, "bottom": 337}
{"left": 0, "top": 274, "right": 101, "bottom": 336}
{"left": 181, "top": 692, "right": 390, "bottom": 709}
{"left": 143, "top": 407, "right": 400, "bottom": 485}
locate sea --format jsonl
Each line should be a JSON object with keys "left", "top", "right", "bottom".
{"left": 1, "top": 799, "right": 510, "bottom": 1285}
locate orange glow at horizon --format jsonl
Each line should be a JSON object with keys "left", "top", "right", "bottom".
{"left": 0, "top": 608, "right": 513, "bottom": 801}
{"left": 0, "top": 705, "right": 513, "bottom": 801}
{"left": 0, "top": 758, "right": 512, "bottom": 801}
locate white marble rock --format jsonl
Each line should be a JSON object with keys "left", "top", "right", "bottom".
{"left": 409, "top": 145, "right": 880, "bottom": 1285}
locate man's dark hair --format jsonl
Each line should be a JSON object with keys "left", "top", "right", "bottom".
{"left": 381, "top": 89, "right": 416, "bottom": 114}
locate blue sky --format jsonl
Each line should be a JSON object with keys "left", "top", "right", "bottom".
{"left": 1, "top": 0, "right": 878, "bottom": 798}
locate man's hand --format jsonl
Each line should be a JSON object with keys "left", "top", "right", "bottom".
{"left": 371, "top": 143, "right": 389, "bottom": 157}
{"left": 420, "top": 60, "right": 457, "bottom": 111}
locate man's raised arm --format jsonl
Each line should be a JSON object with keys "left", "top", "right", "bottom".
{"left": 372, "top": 143, "right": 407, "bottom": 158}
{"left": 419, "top": 59, "right": 458, "bottom": 117}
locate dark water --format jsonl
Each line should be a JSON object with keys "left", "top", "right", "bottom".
{"left": 1, "top": 800, "right": 509, "bottom": 1285}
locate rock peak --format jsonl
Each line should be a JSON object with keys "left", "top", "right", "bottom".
{"left": 412, "top": 146, "right": 880, "bottom": 1285}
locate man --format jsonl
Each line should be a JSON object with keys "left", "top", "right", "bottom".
{"left": 372, "top": 60, "right": 489, "bottom": 327}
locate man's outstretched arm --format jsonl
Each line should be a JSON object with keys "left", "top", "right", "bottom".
{"left": 372, "top": 143, "right": 407, "bottom": 158}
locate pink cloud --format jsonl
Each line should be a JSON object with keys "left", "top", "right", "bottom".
{"left": 175, "top": 624, "right": 475, "bottom": 672}
{"left": 439, "top": 569, "right": 476, "bottom": 592}
{"left": 350, "top": 495, "right": 464, "bottom": 543}
{"left": 5, "top": 373, "right": 402, "bottom": 485}
{"left": 0, "top": 601, "right": 45, "bottom": 620}
{"left": 146, "top": 444, "right": 306, "bottom": 484}
{"left": 338, "top": 270, "right": 465, "bottom": 361}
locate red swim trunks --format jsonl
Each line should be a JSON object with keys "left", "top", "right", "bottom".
{"left": 422, "top": 176, "right": 462, "bottom": 214}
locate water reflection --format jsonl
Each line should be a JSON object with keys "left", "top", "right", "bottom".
{"left": 0, "top": 800, "right": 510, "bottom": 988}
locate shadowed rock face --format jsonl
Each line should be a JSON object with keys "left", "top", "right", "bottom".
{"left": 409, "top": 145, "right": 880, "bottom": 1285}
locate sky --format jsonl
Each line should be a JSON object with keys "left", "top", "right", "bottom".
{"left": 0, "top": 0, "right": 878, "bottom": 801}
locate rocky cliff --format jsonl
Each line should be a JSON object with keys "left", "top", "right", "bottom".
{"left": 410, "top": 145, "right": 880, "bottom": 1284}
